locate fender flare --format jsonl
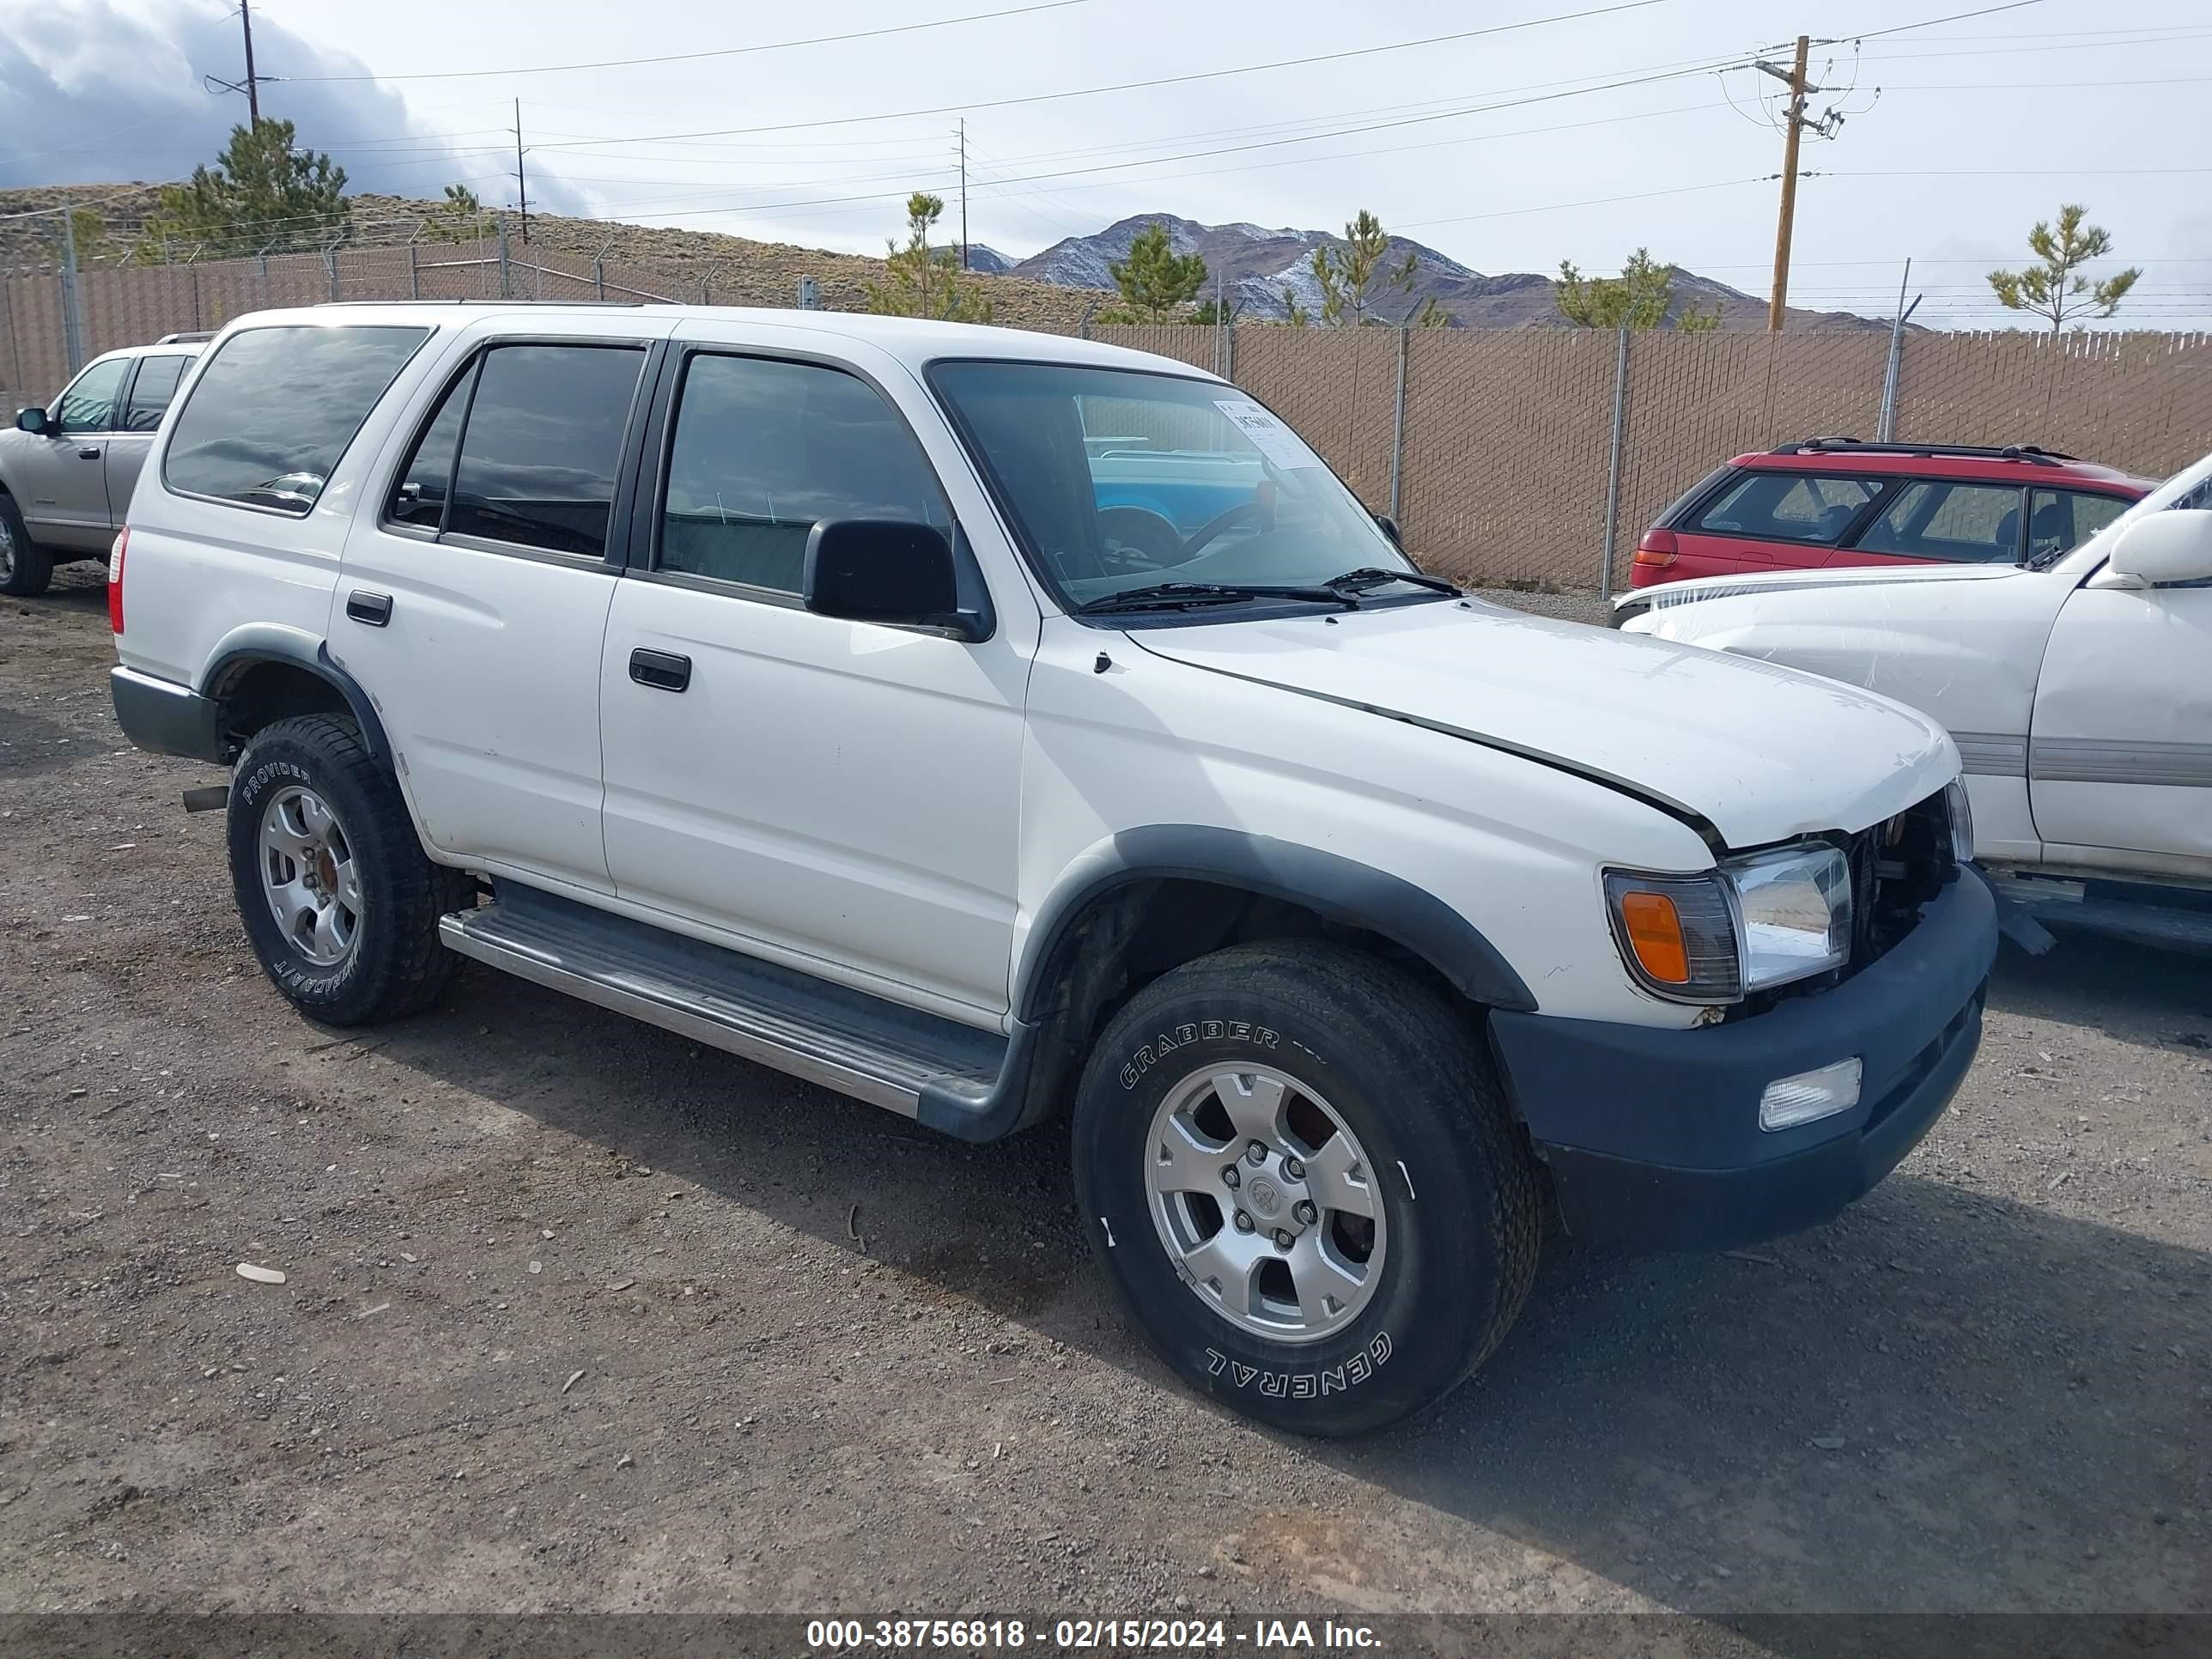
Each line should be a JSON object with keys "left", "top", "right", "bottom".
{"left": 1012, "top": 824, "right": 1538, "bottom": 1022}
{"left": 199, "top": 624, "right": 394, "bottom": 765}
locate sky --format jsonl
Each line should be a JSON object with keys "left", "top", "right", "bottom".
{"left": 3, "top": 0, "right": 2208, "bottom": 330}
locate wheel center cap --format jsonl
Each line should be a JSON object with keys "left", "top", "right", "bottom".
{"left": 1245, "top": 1174, "right": 1283, "bottom": 1220}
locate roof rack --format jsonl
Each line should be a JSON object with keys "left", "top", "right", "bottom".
{"left": 1771, "top": 437, "right": 2079, "bottom": 465}
{"left": 155, "top": 331, "right": 216, "bottom": 344}
{"left": 307, "top": 299, "right": 648, "bottom": 308}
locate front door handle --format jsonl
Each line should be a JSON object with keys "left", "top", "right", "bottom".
{"left": 629, "top": 647, "right": 691, "bottom": 692}
{"left": 345, "top": 589, "right": 394, "bottom": 627}
{"left": 77, "top": 447, "right": 101, "bottom": 459}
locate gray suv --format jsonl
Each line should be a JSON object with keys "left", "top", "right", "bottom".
{"left": 1, "top": 335, "right": 205, "bottom": 596}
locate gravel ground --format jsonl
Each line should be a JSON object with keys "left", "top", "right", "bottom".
{"left": 3, "top": 570, "right": 2208, "bottom": 1623}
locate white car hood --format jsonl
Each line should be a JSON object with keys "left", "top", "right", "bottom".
{"left": 1623, "top": 559, "right": 2025, "bottom": 618}
{"left": 1130, "top": 600, "right": 1958, "bottom": 848}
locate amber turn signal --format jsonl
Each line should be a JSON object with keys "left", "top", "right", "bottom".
{"left": 1615, "top": 890, "right": 1691, "bottom": 985}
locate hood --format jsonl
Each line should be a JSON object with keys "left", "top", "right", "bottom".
{"left": 1129, "top": 600, "right": 1957, "bottom": 848}
{"left": 1620, "top": 561, "right": 2024, "bottom": 617}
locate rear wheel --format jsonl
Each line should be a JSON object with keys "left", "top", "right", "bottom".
{"left": 0, "top": 495, "right": 53, "bottom": 597}
{"left": 1072, "top": 941, "right": 1543, "bottom": 1436}
{"left": 227, "top": 714, "right": 472, "bottom": 1025}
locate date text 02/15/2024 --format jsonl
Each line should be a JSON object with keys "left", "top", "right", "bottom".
{"left": 804, "top": 1618, "right": 1383, "bottom": 1648}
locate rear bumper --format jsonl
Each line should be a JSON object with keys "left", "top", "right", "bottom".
{"left": 1491, "top": 872, "right": 1996, "bottom": 1251}
{"left": 111, "top": 665, "right": 226, "bottom": 763}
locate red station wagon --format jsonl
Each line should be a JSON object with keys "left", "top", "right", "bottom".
{"left": 1630, "top": 438, "right": 2154, "bottom": 592}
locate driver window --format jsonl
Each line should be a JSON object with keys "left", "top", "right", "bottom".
{"left": 659, "top": 354, "right": 949, "bottom": 596}
{"left": 53, "top": 357, "right": 131, "bottom": 434}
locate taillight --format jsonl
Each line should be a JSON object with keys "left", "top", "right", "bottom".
{"left": 107, "top": 527, "right": 128, "bottom": 634}
{"left": 1632, "top": 527, "right": 1679, "bottom": 568}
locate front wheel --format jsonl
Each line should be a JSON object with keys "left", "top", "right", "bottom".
{"left": 1072, "top": 942, "right": 1543, "bottom": 1436}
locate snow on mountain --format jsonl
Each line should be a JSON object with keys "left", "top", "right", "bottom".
{"left": 1003, "top": 210, "right": 1885, "bottom": 330}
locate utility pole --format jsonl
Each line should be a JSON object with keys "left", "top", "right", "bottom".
{"left": 1760, "top": 35, "right": 1817, "bottom": 332}
{"left": 514, "top": 100, "right": 530, "bottom": 244}
{"left": 204, "top": 0, "right": 264, "bottom": 123}
{"left": 957, "top": 118, "right": 969, "bottom": 271}
{"left": 240, "top": 0, "right": 261, "bottom": 126}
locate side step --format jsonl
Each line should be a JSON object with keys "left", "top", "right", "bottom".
{"left": 438, "top": 886, "right": 1009, "bottom": 1119}
{"left": 1983, "top": 869, "right": 2212, "bottom": 957}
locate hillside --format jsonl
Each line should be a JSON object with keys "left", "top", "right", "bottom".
{"left": 0, "top": 186, "right": 1886, "bottom": 331}
{"left": 0, "top": 186, "right": 1101, "bottom": 331}
{"left": 1012, "top": 212, "right": 1887, "bottom": 331}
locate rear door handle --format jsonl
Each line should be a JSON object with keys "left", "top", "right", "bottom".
{"left": 629, "top": 647, "right": 691, "bottom": 692}
{"left": 77, "top": 447, "right": 101, "bottom": 459}
{"left": 345, "top": 590, "right": 393, "bottom": 627}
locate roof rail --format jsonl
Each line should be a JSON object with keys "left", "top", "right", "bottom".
{"left": 307, "top": 299, "right": 648, "bottom": 309}
{"left": 155, "top": 331, "right": 216, "bottom": 344}
{"left": 1771, "top": 437, "right": 2079, "bottom": 465}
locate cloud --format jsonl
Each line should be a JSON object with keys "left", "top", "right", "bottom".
{"left": 0, "top": 0, "right": 586, "bottom": 213}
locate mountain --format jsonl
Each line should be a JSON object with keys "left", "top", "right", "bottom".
{"left": 960, "top": 244, "right": 1016, "bottom": 275}
{"left": 1009, "top": 212, "right": 1887, "bottom": 331}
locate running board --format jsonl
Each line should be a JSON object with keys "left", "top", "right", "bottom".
{"left": 438, "top": 886, "right": 1011, "bottom": 1121}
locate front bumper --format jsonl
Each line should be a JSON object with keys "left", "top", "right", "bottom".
{"left": 112, "top": 665, "right": 227, "bottom": 763}
{"left": 1491, "top": 870, "right": 1996, "bottom": 1251}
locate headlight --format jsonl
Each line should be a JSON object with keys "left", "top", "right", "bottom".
{"left": 1943, "top": 777, "right": 1975, "bottom": 865}
{"left": 1606, "top": 842, "right": 1854, "bottom": 1004}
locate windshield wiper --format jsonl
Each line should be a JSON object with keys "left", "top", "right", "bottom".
{"left": 1073, "top": 580, "right": 1355, "bottom": 615}
{"left": 1322, "top": 566, "right": 1463, "bottom": 598}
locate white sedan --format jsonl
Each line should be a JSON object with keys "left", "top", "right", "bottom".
{"left": 1621, "top": 451, "right": 2212, "bottom": 951}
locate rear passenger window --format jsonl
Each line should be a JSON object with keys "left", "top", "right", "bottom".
{"left": 1856, "top": 481, "right": 2021, "bottom": 562}
{"left": 1693, "top": 472, "right": 1877, "bottom": 544}
{"left": 658, "top": 354, "right": 947, "bottom": 594}
{"left": 446, "top": 345, "right": 645, "bottom": 557}
{"left": 165, "top": 325, "right": 429, "bottom": 514}
{"left": 123, "top": 355, "right": 191, "bottom": 430}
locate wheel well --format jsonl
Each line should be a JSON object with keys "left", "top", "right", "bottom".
{"left": 1021, "top": 878, "right": 1470, "bottom": 1123}
{"left": 211, "top": 659, "right": 354, "bottom": 753}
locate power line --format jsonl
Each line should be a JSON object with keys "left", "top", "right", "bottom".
{"left": 526, "top": 1, "right": 1678, "bottom": 154}
{"left": 271, "top": 0, "right": 1101, "bottom": 83}
{"left": 1832, "top": 0, "right": 2050, "bottom": 42}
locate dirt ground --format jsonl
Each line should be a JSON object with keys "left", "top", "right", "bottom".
{"left": 3, "top": 569, "right": 2208, "bottom": 1626}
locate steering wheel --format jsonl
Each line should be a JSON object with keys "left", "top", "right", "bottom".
{"left": 1175, "top": 500, "right": 1270, "bottom": 562}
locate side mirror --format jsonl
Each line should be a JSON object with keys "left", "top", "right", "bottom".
{"left": 2107, "top": 509, "right": 2212, "bottom": 587}
{"left": 802, "top": 519, "right": 988, "bottom": 641}
{"left": 1373, "top": 512, "right": 1404, "bottom": 550}
{"left": 15, "top": 406, "right": 49, "bottom": 434}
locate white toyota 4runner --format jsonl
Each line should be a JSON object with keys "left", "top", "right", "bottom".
{"left": 109, "top": 305, "right": 1995, "bottom": 1434}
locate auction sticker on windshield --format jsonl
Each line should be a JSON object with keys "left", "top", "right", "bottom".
{"left": 1213, "top": 399, "right": 1324, "bottom": 469}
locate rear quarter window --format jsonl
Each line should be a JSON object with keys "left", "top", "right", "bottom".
{"left": 163, "top": 325, "right": 432, "bottom": 514}
{"left": 1692, "top": 471, "right": 1879, "bottom": 544}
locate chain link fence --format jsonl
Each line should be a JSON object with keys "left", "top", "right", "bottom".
{"left": 4, "top": 237, "right": 2208, "bottom": 594}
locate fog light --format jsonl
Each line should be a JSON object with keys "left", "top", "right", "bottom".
{"left": 1759, "top": 1057, "right": 1863, "bottom": 1132}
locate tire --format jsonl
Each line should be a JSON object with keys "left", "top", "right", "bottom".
{"left": 1607, "top": 602, "right": 1645, "bottom": 629}
{"left": 0, "top": 495, "right": 54, "bottom": 598}
{"left": 227, "top": 714, "right": 472, "bottom": 1026}
{"left": 1072, "top": 941, "right": 1543, "bottom": 1437}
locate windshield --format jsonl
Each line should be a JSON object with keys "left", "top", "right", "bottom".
{"left": 930, "top": 360, "right": 1419, "bottom": 613}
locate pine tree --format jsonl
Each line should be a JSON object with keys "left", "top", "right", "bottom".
{"left": 1987, "top": 204, "right": 2141, "bottom": 335}
{"left": 1554, "top": 248, "right": 1720, "bottom": 331}
{"left": 864, "top": 192, "right": 994, "bottom": 323}
{"left": 1109, "top": 222, "right": 1208, "bottom": 322}
{"left": 1310, "top": 210, "right": 1419, "bottom": 326}
{"left": 143, "top": 120, "right": 348, "bottom": 258}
